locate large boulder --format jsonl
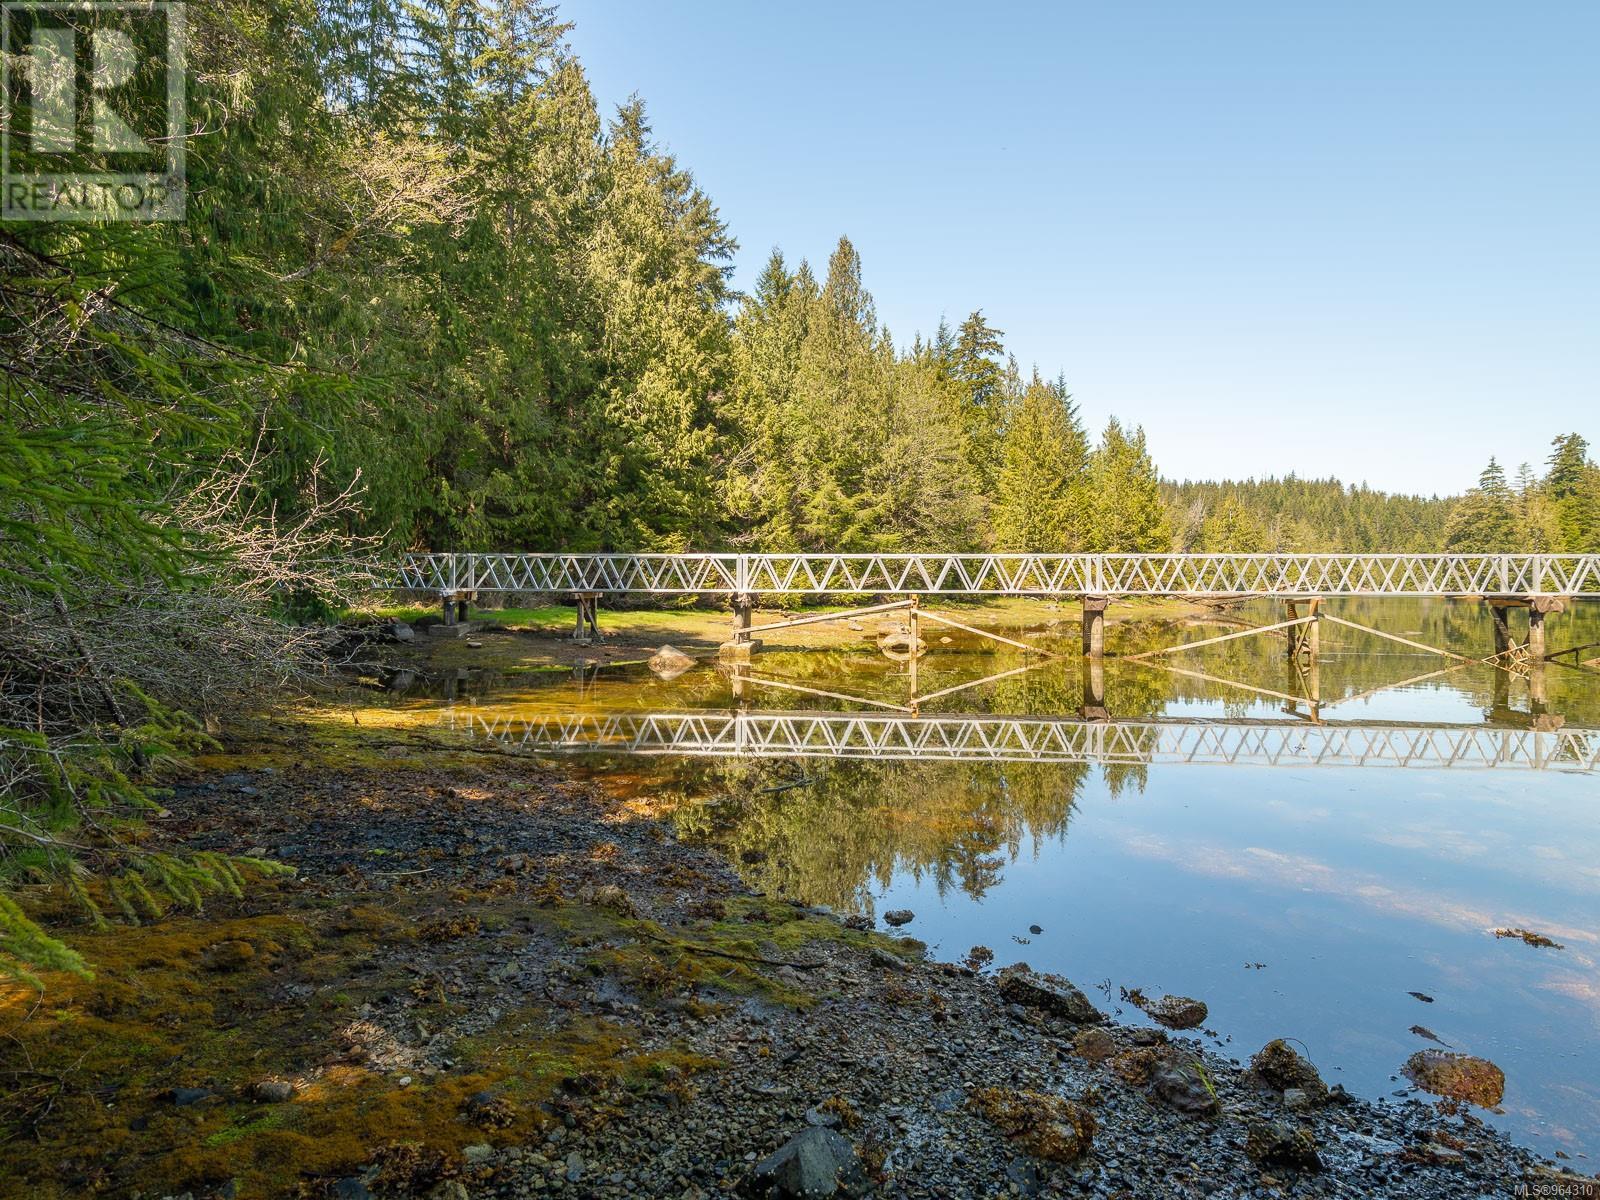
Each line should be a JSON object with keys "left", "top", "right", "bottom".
{"left": 969, "top": 1087, "right": 1096, "bottom": 1162}
{"left": 1402, "top": 1051, "right": 1505, "bottom": 1108}
{"left": 996, "top": 964, "right": 1104, "bottom": 1024}
{"left": 1249, "top": 1039, "right": 1328, "bottom": 1105}
{"left": 748, "top": 1127, "right": 870, "bottom": 1199}
{"left": 648, "top": 645, "right": 695, "bottom": 680}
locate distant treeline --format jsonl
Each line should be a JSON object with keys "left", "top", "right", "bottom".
{"left": 1162, "top": 441, "right": 1600, "bottom": 555}
{"left": 1161, "top": 478, "right": 1455, "bottom": 554}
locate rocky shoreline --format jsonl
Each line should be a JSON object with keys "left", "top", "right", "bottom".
{"left": 9, "top": 738, "right": 1590, "bottom": 1200}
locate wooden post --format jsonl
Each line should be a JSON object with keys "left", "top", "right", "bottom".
{"left": 572, "top": 596, "right": 585, "bottom": 643}
{"left": 456, "top": 596, "right": 470, "bottom": 624}
{"left": 1305, "top": 598, "right": 1321, "bottom": 660}
{"left": 1081, "top": 595, "right": 1109, "bottom": 660}
{"left": 442, "top": 593, "right": 456, "bottom": 627}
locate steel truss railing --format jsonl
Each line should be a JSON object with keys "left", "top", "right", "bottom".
{"left": 397, "top": 553, "right": 1600, "bottom": 597}
{"left": 442, "top": 710, "right": 1600, "bottom": 771}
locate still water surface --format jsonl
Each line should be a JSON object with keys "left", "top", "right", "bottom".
{"left": 409, "top": 599, "right": 1600, "bottom": 1159}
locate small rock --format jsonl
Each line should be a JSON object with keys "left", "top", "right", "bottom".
{"left": 428, "top": 1183, "right": 470, "bottom": 1200}
{"left": 390, "top": 622, "right": 415, "bottom": 642}
{"left": 329, "top": 1180, "right": 372, "bottom": 1200}
{"left": 996, "top": 963, "right": 1104, "bottom": 1024}
{"left": 170, "top": 1087, "right": 213, "bottom": 1106}
{"left": 200, "top": 939, "right": 255, "bottom": 971}
{"left": 648, "top": 645, "right": 695, "bottom": 680}
{"left": 1151, "top": 1065, "right": 1220, "bottom": 1116}
{"left": 565, "top": 1151, "right": 584, "bottom": 1182}
{"left": 252, "top": 1080, "right": 293, "bottom": 1103}
{"left": 882, "top": 909, "right": 915, "bottom": 927}
{"left": 1283, "top": 1087, "right": 1310, "bottom": 1111}
{"left": 1148, "top": 994, "right": 1208, "bottom": 1030}
{"left": 804, "top": 1105, "right": 841, "bottom": 1129}
{"left": 748, "top": 1127, "right": 870, "bottom": 1199}
{"left": 867, "top": 946, "right": 906, "bottom": 972}
{"left": 1072, "top": 1027, "right": 1117, "bottom": 1063}
{"left": 1028, "top": 924, "right": 1043, "bottom": 935}
{"left": 969, "top": 1087, "right": 1096, "bottom": 1162}
{"left": 463, "top": 1144, "right": 494, "bottom": 1164}
{"left": 1246, "top": 1121, "right": 1323, "bottom": 1171}
{"left": 577, "top": 883, "right": 638, "bottom": 918}
{"left": 1250, "top": 1039, "right": 1328, "bottom": 1105}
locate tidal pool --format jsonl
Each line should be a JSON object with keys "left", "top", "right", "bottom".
{"left": 412, "top": 598, "right": 1600, "bottom": 1160}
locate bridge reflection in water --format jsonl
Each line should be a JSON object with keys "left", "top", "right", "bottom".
{"left": 441, "top": 709, "right": 1600, "bottom": 772}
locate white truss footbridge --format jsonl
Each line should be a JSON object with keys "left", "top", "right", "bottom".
{"left": 398, "top": 553, "right": 1600, "bottom": 598}
{"left": 442, "top": 710, "right": 1600, "bottom": 772}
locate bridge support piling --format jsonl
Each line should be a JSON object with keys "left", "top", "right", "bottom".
{"left": 1081, "top": 654, "right": 1108, "bottom": 721}
{"left": 719, "top": 594, "right": 757, "bottom": 663}
{"left": 570, "top": 592, "right": 603, "bottom": 644}
{"left": 1528, "top": 596, "right": 1565, "bottom": 659}
{"left": 441, "top": 593, "right": 456, "bottom": 627}
{"left": 1081, "top": 595, "right": 1109, "bottom": 660}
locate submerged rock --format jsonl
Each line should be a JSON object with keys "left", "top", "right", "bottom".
{"left": 648, "top": 644, "right": 695, "bottom": 680}
{"left": 1246, "top": 1120, "right": 1323, "bottom": 1171}
{"left": 748, "top": 1127, "right": 870, "bottom": 1199}
{"left": 882, "top": 909, "right": 915, "bottom": 927}
{"left": 1148, "top": 994, "right": 1208, "bottom": 1030}
{"left": 1250, "top": 1039, "right": 1328, "bottom": 1105}
{"left": 969, "top": 1087, "right": 1097, "bottom": 1162}
{"left": 1402, "top": 1050, "right": 1506, "bottom": 1107}
{"left": 995, "top": 964, "right": 1104, "bottom": 1024}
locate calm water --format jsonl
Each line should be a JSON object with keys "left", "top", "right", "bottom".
{"left": 405, "top": 599, "right": 1600, "bottom": 1160}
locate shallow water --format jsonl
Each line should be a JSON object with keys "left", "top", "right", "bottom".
{"left": 403, "top": 598, "right": 1600, "bottom": 1160}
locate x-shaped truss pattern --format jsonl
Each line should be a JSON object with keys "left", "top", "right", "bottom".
{"left": 442, "top": 711, "right": 1600, "bottom": 771}
{"left": 397, "top": 553, "right": 1600, "bottom": 596}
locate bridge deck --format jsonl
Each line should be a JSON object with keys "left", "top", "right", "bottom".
{"left": 400, "top": 553, "right": 1600, "bottom": 598}
{"left": 444, "top": 711, "right": 1600, "bottom": 771}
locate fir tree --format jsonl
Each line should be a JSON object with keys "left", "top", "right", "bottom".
{"left": 1444, "top": 458, "right": 1521, "bottom": 551}
{"left": 993, "top": 375, "right": 1090, "bottom": 551}
{"left": 1088, "top": 420, "right": 1171, "bottom": 551}
{"left": 1200, "top": 493, "right": 1269, "bottom": 551}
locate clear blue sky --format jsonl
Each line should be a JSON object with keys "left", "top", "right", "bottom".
{"left": 566, "top": 1, "right": 1597, "bottom": 496}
